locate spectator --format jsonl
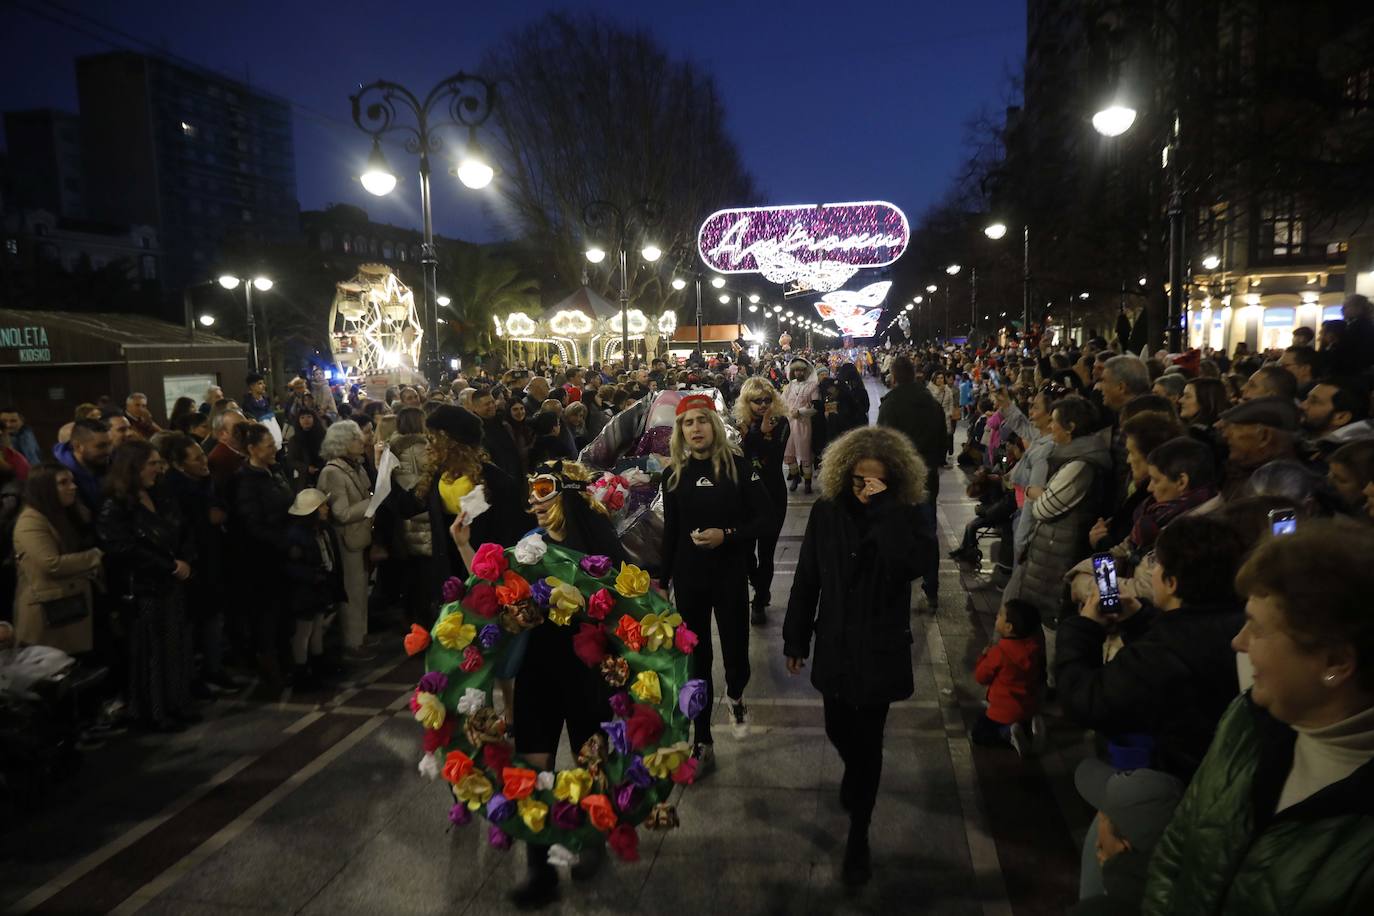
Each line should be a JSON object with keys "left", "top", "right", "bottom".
{"left": 0, "top": 407, "right": 41, "bottom": 466}
{"left": 242, "top": 373, "right": 273, "bottom": 421}
{"left": 506, "top": 399, "right": 534, "bottom": 466}
{"left": 1150, "top": 374, "right": 1186, "bottom": 411}
{"left": 198, "top": 385, "right": 224, "bottom": 415}
{"left": 387, "top": 406, "right": 433, "bottom": 627}
{"left": 877, "top": 356, "right": 946, "bottom": 608}
{"left": 564, "top": 401, "right": 589, "bottom": 451}
{"left": 284, "top": 408, "right": 325, "bottom": 490}
{"left": 1326, "top": 293, "right": 1374, "bottom": 377}
{"left": 1217, "top": 397, "right": 1300, "bottom": 499}
{"left": 231, "top": 421, "right": 295, "bottom": 683}
{"left": 1090, "top": 412, "right": 1185, "bottom": 551}
{"left": 283, "top": 488, "right": 345, "bottom": 690}
{"left": 123, "top": 393, "right": 162, "bottom": 440}
{"left": 973, "top": 599, "right": 1046, "bottom": 756}
{"left": 1291, "top": 325, "right": 1316, "bottom": 348}
{"left": 12, "top": 463, "right": 103, "bottom": 654}
{"left": 1327, "top": 439, "right": 1374, "bottom": 517}
{"left": 206, "top": 409, "right": 247, "bottom": 491}
{"left": 1299, "top": 378, "right": 1374, "bottom": 463}
{"left": 317, "top": 420, "right": 375, "bottom": 662}
{"left": 169, "top": 397, "right": 197, "bottom": 431}
{"left": 1098, "top": 355, "right": 1152, "bottom": 506}
{"left": 1278, "top": 346, "right": 1321, "bottom": 395}
{"left": 1240, "top": 365, "right": 1298, "bottom": 403}
{"left": 469, "top": 385, "right": 523, "bottom": 480}
{"left": 528, "top": 410, "right": 571, "bottom": 466}
{"left": 106, "top": 414, "right": 133, "bottom": 449}
{"left": 1179, "top": 377, "right": 1228, "bottom": 429}
{"left": 0, "top": 421, "right": 30, "bottom": 483}
{"left": 52, "top": 418, "right": 111, "bottom": 514}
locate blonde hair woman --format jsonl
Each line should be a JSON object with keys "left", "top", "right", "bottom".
{"left": 660, "top": 394, "right": 773, "bottom": 769}
{"left": 734, "top": 377, "right": 790, "bottom": 625}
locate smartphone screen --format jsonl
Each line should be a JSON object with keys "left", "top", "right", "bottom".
{"left": 1269, "top": 509, "right": 1297, "bottom": 536}
{"left": 1092, "top": 553, "right": 1122, "bottom": 615}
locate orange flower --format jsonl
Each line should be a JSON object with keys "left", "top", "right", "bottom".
{"left": 502, "top": 767, "right": 538, "bottom": 801}
{"left": 403, "top": 623, "right": 430, "bottom": 656}
{"left": 614, "top": 614, "right": 644, "bottom": 652}
{"left": 441, "top": 749, "right": 474, "bottom": 784}
{"left": 580, "top": 793, "right": 618, "bottom": 832}
{"left": 494, "top": 570, "right": 531, "bottom": 607}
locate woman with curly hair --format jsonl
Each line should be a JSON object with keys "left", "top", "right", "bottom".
{"left": 783, "top": 425, "right": 935, "bottom": 887}
{"left": 734, "top": 376, "right": 789, "bottom": 625}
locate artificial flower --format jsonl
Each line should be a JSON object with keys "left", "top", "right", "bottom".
{"left": 441, "top": 749, "right": 474, "bottom": 784}
{"left": 434, "top": 611, "right": 476, "bottom": 651}
{"left": 579, "top": 554, "right": 613, "bottom": 578}
{"left": 624, "top": 757, "right": 652, "bottom": 789}
{"left": 607, "top": 691, "right": 632, "bottom": 719}
{"left": 486, "top": 792, "right": 515, "bottom": 823}
{"left": 448, "top": 802, "right": 471, "bottom": 826}
{"left": 529, "top": 577, "right": 553, "bottom": 609}
{"left": 455, "top": 771, "right": 494, "bottom": 810}
{"left": 547, "top": 843, "right": 579, "bottom": 867}
{"left": 502, "top": 767, "right": 537, "bottom": 801}
{"left": 674, "top": 624, "right": 699, "bottom": 655}
{"left": 413, "top": 691, "right": 446, "bottom": 730}
{"left": 572, "top": 623, "right": 608, "bottom": 668}
{"left": 587, "top": 587, "right": 616, "bottom": 621}
{"left": 408, "top": 690, "right": 420, "bottom": 713}
{"left": 601, "top": 719, "right": 630, "bottom": 756}
{"left": 460, "top": 645, "right": 484, "bottom": 673}
{"left": 463, "top": 707, "right": 507, "bottom": 748}
{"left": 552, "top": 768, "right": 593, "bottom": 804}
{"left": 482, "top": 741, "right": 513, "bottom": 772}
{"left": 608, "top": 823, "right": 640, "bottom": 862}
{"left": 644, "top": 802, "right": 679, "bottom": 831}
{"left": 639, "top": 612, "right": 682, "bottom": 652}
{"left": 513, "top": 532, "right": 547, "bottom": 565}
{"left": 478, "top": 624, "right": 502, "bottom": 650}
{"left": 613, "top": 781, "right": 639, "bottom": 814}
{"left": 551, "top": 800, "right": 584, "bottom": 831}
{"left": 487, "top": 824, "right": 512, "bottom": 850}
{"left": 455, "top": 688, "right": 486, "bottom": 716}
{"left": 422, "top": 718, "right": 455, "bottom": 754}
{"left": 671, "top": 757, "right": 698, "bottom": 785}
{"left": 462, "top": 582, "right": 499, "bottom": 618}
{"left": 470, "top": 542, "right": 508, "bottom": 581}
{"left": 517, "top": 797, "right": 548, "bottom": 833}
{"left": 625, "top": 704, "right": 665, "bottom": 750}
{"left": 536, "top": 770, "right": 555, "bottom": 791}
{"left": 403, "top": 624, "right": 430, "bottom": 656}
{"left": 547, "top": 578, "right": 585, "bottom": 623}
{"left": 417, "top": 752, "right": 440, "bottom": 780}
{"left": 441, "top": 576, "right": 466, "bottom": 603}
{"left": 494, "top": 569, "right": 532, "bottom": 607}
{"left": 600, "top": 656, "right": 630, "bottom": 687}
{"left": 499, "top": 598, "right": 544, "bottom": 634}
{"left": 630, "top": 670, "right": 662, "bottom": 704}
{"left": 417, "top": 671, "right": 448, "bottom": 695}
{"left": 577, "top": 734, "right": 609, "bottom": 771}
{"left": 644, "top": 741, "right": 692, "bottom": 779}
{"left": 614, "top": 562, "right": 651, "bottom": 598}
{"left": 613, "top": 615, "right": 643, "bottom": 652}
{"left": 580, "top": 794, "right": 617, "bottom": 832}
{"left": 679, "top": 678, "right": 708, "bottom": 720}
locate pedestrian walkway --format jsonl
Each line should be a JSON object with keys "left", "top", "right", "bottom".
{"left": 1, "top": 377, "right": 1091, "bottom": 915}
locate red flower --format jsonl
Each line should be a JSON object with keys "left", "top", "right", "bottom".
{"left": 483, "top": 741, "right": 513, "bottom": 772}
{"left": 572, "top": 623, "right": 609, "bottom": 668}
{"left": 608, "top": 823, "right": 640, "bottom": 862}
{"left": 403, "top": 623, "right": 431, "bottom": 656}
{"left": 673, "top": 624, "right": 698, "bottom": 655}
{"left": 441, "top": 750, "right": 474, "bottom": 784}
{"left": 422, "top": 718, "right": 455, "bottom": 754}
{"left": 502, "top": 767, "right": 537, "bottom": 800}
{"left": 671, "top": 757, "right": 698, "bottom": 785}
{"left": 587, "top": 587, "right": 615, "bottom": 621}
{"left": 580, "top": 793, "right": 617, "bottom": 832}
{"left": 625, "top": 703, "right": 664, "bottom": 750}
{"left": 462, "top": 582, "right": 499, "bottom": 618}
{"left": 471, "top": 543, "right": 509, "bottom": 581}
{"left": 460, "top": 645, "right": 484, "bottom": 673}
{"left": 494, "top": 570, "right": 531, "bottom": 607}
{"left": 614, "top": 614, "right": 644, "bottom": 652}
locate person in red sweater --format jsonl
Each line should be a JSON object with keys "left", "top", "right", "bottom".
{"left": 973, "top": 598, "right": 1046, "bottom": 756}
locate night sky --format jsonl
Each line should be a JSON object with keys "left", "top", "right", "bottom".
{"left": 1, "top": 0, "right": 1025, "bottom": 244}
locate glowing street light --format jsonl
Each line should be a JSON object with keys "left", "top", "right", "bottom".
{"left": 252, "top": 276, "right": 273, "bottom": 291}
{"left": 914, "top": 295, "right": 924, "bottom": 303}
{"left": 585, "top": 247, "right": 607, "bottom": 264}
{"left": 946, "top": 264, "right": 962, "bottom": 276}
{"left": 198, "top": 314, "right": 215, "bottom": 327}
{"left": 672, "top": 277, "right": 687, "bottom": 291}
{"left": 748, "top": 304, "right": 758, "bottom": 313}
{"left": 748, "top": 293, "right": 760, "bottom": 303}
{"left": 436, "top": 295, "right": 451, "bottom": 307}
{"left": 218, "top": 275, "right": 241, "bottom": 290}
{"left": 454, "top": 134, "right": 494, "bottom": 190}
{"left": 1092, "top": 104, "right": 1138, "bottom": 138}
{"left": 359, "top": 139, "right": 397, "bottom": 196}
{"left": 641, "top": 244, "right": 662, "bottom": 263}
{"left": 711, "top": 276, "right": 726, "bottom": 289}
{"left": 1201, "top": 254, "right": 1221, "bottom": 270}
{"left": 719, "top": 294, "right": 730, "bottom": 304}
{"left": 984, "top": 221, "right": 1008, "bottom": 240}
{"left": 926, "top": 284, "right": 938, "bottom": 293}
{"left": 772, "top": 305, "right": 782, "bottom": 313}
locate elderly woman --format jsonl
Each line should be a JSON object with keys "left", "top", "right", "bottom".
{"left": 317, "top": 420, "right": 374, "bottom": 661}
{"left": 1141, "top": 520, "right": 1374, "bottom": 915}
{"left": 232, "top": 421, "right": 295, "bottom": 681}
{"left": 784, "top": 425, "right": 935, "bottom": 887}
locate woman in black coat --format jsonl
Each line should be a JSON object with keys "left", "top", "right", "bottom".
{"left": 733, "top": 376, "right": 789, "bottom": 626}
{"left": 783, "top": 425, "right": 935, "bottom": 887}
{"left": 231, "top": 422, "right": 296, "bottom": 681}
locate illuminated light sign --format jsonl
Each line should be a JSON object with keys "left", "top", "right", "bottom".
{"left": 698, "top": 201, "right": 909, "bottom": 293}
{"left": 657, "top": 311, "right": 678, "bottom": 334}
{"left": 549, "top": 309, "right": 594, "bottom": 336}
{"left": 506, "top": 312, "right": 537, "bottom": 337}
{"left": 813, "top": 281, "right": 892, "bottom": 338}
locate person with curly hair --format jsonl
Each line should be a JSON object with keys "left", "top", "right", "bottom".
{"left": 783, "top": 425, "right": 936, "bottom": 887}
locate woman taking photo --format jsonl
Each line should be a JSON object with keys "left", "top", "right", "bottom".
{"left": 317, "top": 420, "right": 375, "bottom": 661}
{"left": 13, "top": 463, "right": 102, "bottom": 654}
{"left": 97, "top": 442, "right": 195, "bottom": 731}
{"left": 734, "top": 376, "right": 789, "bottom": 626}
{"left": 233, "top": 421, "right": 295, "bottom": 681}
{"left": 783, "top": 425, "right": 934, "bottom": 887}
{"left": 661, "top": 394, "right": 770, "bottom": 762}
{"left": 1141, "top": 520, "right": 1374, "bottom": 914}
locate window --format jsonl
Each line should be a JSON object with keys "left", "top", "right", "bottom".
{"left": 5, "top": 239, "right": 17, "bottom": 255}
{"left": 1259, "top": 195, "right": 1304, "bottom": 259}
{"left": 141, "top": 255, "right": 158, "bottom": 280}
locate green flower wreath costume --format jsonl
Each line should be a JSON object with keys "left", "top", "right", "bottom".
{"left": 405, "top": 534, "right": 700, "bottom": 863}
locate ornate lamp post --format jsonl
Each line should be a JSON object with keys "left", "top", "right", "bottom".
{"left": 583, "top": 199, "right": 662, "bottom": 368}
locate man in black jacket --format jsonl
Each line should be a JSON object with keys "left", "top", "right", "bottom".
{"left": 469, "top": 385, "right": 524, "bottom": 480}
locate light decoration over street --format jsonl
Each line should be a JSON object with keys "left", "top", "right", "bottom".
{"left": 329, "top": 264, "right": 423, "bottom": 377}
{"left": 697, "top": 201, "right": 909, "bottom": 293}
{"left": 812, "top": 280, "right": 892, "bottom": 338}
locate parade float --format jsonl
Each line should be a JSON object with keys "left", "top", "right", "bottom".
{"left": 495, "top": 287, "right": 677, "bottom": 367}
{"left": 328, "top": 263, "right": 425, "bottom": 384}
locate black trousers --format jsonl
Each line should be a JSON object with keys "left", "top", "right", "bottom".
{"left": 676, "top": 571, "right": 751, "bottom": 745}
{"left": 823, "top": 695, "right": 890, "bottom": 829}
{"left": 748, "top": 517, "right": 785, "bottom": 610}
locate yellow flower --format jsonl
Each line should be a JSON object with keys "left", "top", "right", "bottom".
{"left": 518, "top": 797, "right": 548, "bottom": 833}
{"left": 552, "top": 767, "right": 593, "bottom": 804}
{"left": 434, "top": 610, "right": 476, "bottom": 651}
{"left": 639, "top": 612, "right": 681, "bottom": 652}
{"left": 455, "top": 771, "right": 493, "bottom": 811}
{"left": 644, "top": 741, "right": 693, "bottom": 779}
{"left": 413, "top": 691, "right": 446, "bottom": 730}
{"left": 630, "top": 670, "right": 662, "bottom": 704}
{"left": 545, "top": 577, "right": 584, "bottom": 626}
{"left": 614, "top": 562, "right": 650, "bottom": 598}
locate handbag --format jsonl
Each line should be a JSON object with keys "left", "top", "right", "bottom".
{"left": 41, "top": 593, "right": 90, "bottom": 628}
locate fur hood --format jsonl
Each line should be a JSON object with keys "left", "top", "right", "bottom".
{"left": 787, "top": 357, "right": 814, "bottom": 381}
{"left": 818, "top": 426, "right": 927, "bottom": 506}
{"left": 388, "top": 432, "right": 429, "bottom": 455}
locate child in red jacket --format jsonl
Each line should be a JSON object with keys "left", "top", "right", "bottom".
{"left": 973, "top": 599, "right": 1046, "bottom": 756}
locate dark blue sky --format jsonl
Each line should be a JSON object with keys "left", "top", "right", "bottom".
{"left": 1, "top": 0, "right": 1025, "bottom": 243}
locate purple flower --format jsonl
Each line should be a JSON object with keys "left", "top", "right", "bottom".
{"left": 579, "top": 554, "right": 613, "bottom": 578}
{"left": 488, "top": 824, "right": 512, "bottom": 850}
{"left": 529, "top": 577, "right": 553, "bottom": 608}
{"left": 442, "top": 576, "right": 466, "bottom": 603}
{"left": 625, "top": 756, "right": 652, "bottom": 789}
{"left": 614, "top": 781, "right": 639, "bottom": 814}
{"left": 478, "top": 624, "right": 502, "bottom": 650}
{"left": 679, "top": 679, "right": 708, "bottom": 720}
{"left": 418, "top": 671, "right": 449, "bottom": 695}
{"left": 486, "top": 792, "right": 515, "bottom": 823}
{"left": 608, "top": 691, "right": 632, "bottom": 719}
{"left": 551, "top": 800, "right": 584, "bottom": 830}
{"left": 448, "top": 803, "right": 471, "bottom": 826}
{"left": 601, "top": 719, "right": 630, "bottom": 757}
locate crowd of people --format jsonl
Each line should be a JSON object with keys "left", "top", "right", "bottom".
{"left": 3, "top": 294, "right": 1374, "bottom": 911}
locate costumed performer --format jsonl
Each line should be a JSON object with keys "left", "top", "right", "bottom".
{"left": 733, "top": 377, "right": 789, "bottom": 627}
{"left": 782, "top": 357, "right": 819, "bottom": 493}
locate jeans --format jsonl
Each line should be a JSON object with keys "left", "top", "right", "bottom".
{"left": 823, "top": 695, "right": 890, "bottom": 829}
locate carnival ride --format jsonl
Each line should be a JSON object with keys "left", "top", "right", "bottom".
{"left": 329, "top": 264, "right": 423, "bottom": 378}
{"left": 495, "top": 287, "right": 677, "bottom": 367}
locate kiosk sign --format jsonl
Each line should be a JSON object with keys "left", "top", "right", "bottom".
{"left": 698, "top": 201, "right": 908, "bottom": 293}
{"left": 0, "top": 324, "right": 51, "bottom": 363}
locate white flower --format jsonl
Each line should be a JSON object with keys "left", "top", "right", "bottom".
{"left": 456, "top": 687, "right": 487, "bottom": 716}
{"left": 536, "top": 770, "right": 555, "bottom": 791}
{"left": 547, "top": 844, "right": 580, "bottom": 868}
{"left": 513, "top": 533, "right": 548, "bottom": 565}
{"left": 417, "top": 752, "right": 439, "bottom": 780}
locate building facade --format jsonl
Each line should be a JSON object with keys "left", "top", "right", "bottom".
{"left": 2, "top": 109, "right": 86, "bottom": 218}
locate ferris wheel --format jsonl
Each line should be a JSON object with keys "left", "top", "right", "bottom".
{"left": 329, "top": 263, "right": 423, "bottom": 377}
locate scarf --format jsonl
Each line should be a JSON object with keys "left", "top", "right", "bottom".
{"left": 1130, "top": 486, "right": 1218, "bottom": 550}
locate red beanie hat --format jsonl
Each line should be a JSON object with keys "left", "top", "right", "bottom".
{"left": 675, "top": 394, "right": 716, "bottom": 417}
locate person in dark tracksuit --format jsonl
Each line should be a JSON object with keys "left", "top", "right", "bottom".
{"left": 660, "top": 394, "right": 770, "bottom": 773}
{"left": 733, "top": 376, "right": 789, "bottom": 626}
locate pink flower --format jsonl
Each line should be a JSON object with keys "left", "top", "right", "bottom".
{"left": 460, "top": 645, "right": 484, "bottom": 673}
{"left": 470, "top": 543, "right": 508, "bottom": 581}
{"left": 674, "top": 625, "right": 699, "bottom": 655}
{"left": 587, "top": 588, "right": 616, "bottom": 621}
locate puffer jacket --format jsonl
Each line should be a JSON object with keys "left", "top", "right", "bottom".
{"left": 388, "top": 432, "right": 432, "bottom": 558}
{"left": 974, "top": 635, "right": 1043, "bottom": 725}
{"left": 1141, "top": 695, "right": 1374, "bottom": 915}
{"left": 318, "top": 457, "right": 373, "bottom": 552}
{"left": 1010, "top": 434, "right": 1112, "bottom": 624}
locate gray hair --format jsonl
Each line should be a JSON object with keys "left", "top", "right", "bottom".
{"left": 1244, "top": 459, "right": 1327, "bottom": 505}
{"left": 1105, "top": 355, "right": 1151, "bottom": 396}
{"left": 1153, "top": 373, "right": 1187, "bottom": 398}
{"left": 320, "top": 419, "right": 363, "bottom": 460}
{"left": 212, "top": 407, "right": 244, "bottom": 434}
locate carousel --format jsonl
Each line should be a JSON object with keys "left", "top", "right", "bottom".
{"left": 329, "top": 263, "right": 424, "bottom": 381}
{"left": 495, "top": 286, "right": 677, "bottom": 367}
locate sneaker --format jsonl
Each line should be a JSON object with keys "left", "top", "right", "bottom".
{"left": 1030, "top": 714, "right": 1047, "bottom": 754}
{"left": 342, "top": 646, "right": 376, "bottom": 663}
{"left": 1009, "top": 722, "right": 1029, "bottom": 758}
{"left": 205, "top": 671, "right": 246, "bottom": 692}
{"left": 730, "top": 700, "right": 750, "bottom": 738}
{"left": 692, "top": 742, "right": 715, "bottom": 778}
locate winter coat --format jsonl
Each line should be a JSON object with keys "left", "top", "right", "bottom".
{"left": 318, "top": 457, "right": 373, "bottom": 552}
{"left": 12, "top": 507, "right": 101, "bottom": 654}
{"left": 783, "top": 494, "right": 934, "bottom": 707}
{"left": 928, "top": 382, "right": 958, "bottom": 432}
{"left": 164, "top": 467, "right": 225, "bottom": 614}
{"left": 96, "top": 488, "right": 191, "bottom": 599}
{"left": 481, "top": 415, "right": 525, "bottom": 481}
{"left": 1141, "top": 695, "right": 1374, "bottom": 916}
{"left": 231, "top": 463, "right": 295, "bottom": 569}
{"left": 284, "top": 520, "right": 346, "bottom": 619}
{"left": 974, "top": 635, "right": 1044, "bottom": 725}
{"left": 388, "top": 432, "right": 432, "bottom": 558}
{"left": 1056, "top": 602, "right": 1244, "bottom": 783}
{"left": 877, "top": 382, "right": 947, "bottom": 500}
{"left": 51, "top": 441, "right": 104, "bottom": 515}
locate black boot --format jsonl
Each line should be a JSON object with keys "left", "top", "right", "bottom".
{"left": 570, "top": 841, "right": 604, "bottom": 881}
{"left": 509, "top": 843, "right": 559, "bottom": 909}
{"left": 750, "top": 599, "right": 768, "bottom": 626}
{"left": 841, "top": 821, "right": 872, "bottom": 887}
{"left": 788, "top": 470, "right": 801, "bottom": 492}
{"left": 803, "top": 476, "right": 813, "bottom": 494}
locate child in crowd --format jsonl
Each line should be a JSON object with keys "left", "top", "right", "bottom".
{"left": 283, "top": 488, "right": 345, "bottom": 689}
{"left": 973, "top": 598, "right": 1046, "bottom": 756}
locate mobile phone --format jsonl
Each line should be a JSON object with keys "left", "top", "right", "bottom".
{"left": 1268, "top": 508, "right": 1297, "bottom": 536}
{"left": 1091, "top": 553, "right": 1122, "bottom": 615}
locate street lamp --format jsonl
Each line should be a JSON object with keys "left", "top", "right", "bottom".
{"left": 582, "top": 198, "right": 662, "bottom": 367}
{"left": 946, "top": 264, "right": 962, "bottom": 276}
{"left": 585, "top": 247, "right": 607, "bottom": 264}
{"left": 711, "top": 276, "right": 726, "bottom": 289}
{"left": 351, "top": 71, "right": 496, "bottom": 382}
{"left": 672, "top": 277, "right": 687, "bottom": 291}
{"left": 1201, "top": 254, "right": 1221, "bottom": 270}
{"left": 217, "top": 274, "right": 273, "bottom": 371}
{"left": 1092, "top": 104, "right": 1138, "bottom": 138}
{"left": 984, "top": 219, "right": 1033, "bottom": 337}
{"left": 198, "top": 314, "right": 215, "bottom": 327}
{"left": 925, "top": 284, "right": 938, "bottom": 294}
{"left": 983, "top": 222, "right": 1008, "bottom": 240}
{"left": 719, "top": 294, "right": 730, "bottom": 304}
{"left": 641, "top": 245, "right": 663, "bottom": 263}
{"left": 436, "top": 295, "right": 451, "bottom": 307}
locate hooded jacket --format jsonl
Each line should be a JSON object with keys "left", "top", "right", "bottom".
{"left": 975, "top": 635, "right": 1044, "bottom": 725}
{"left": 51, "top": 440, "right": 104, "bottom": 515}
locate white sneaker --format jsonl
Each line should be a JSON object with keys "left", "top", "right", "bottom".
{"left": 1030, "top": 714, "right": 1047, "bottom": 754}
{"left": 730, "top": 700, "right": 750, "bottom": 738}
{"left": 1009, "top": 722, "right": 1029, "bottom": 758}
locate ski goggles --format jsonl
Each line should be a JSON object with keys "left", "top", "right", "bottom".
{"left": 528, "top": 472, "right": 589, "bottom": 503}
